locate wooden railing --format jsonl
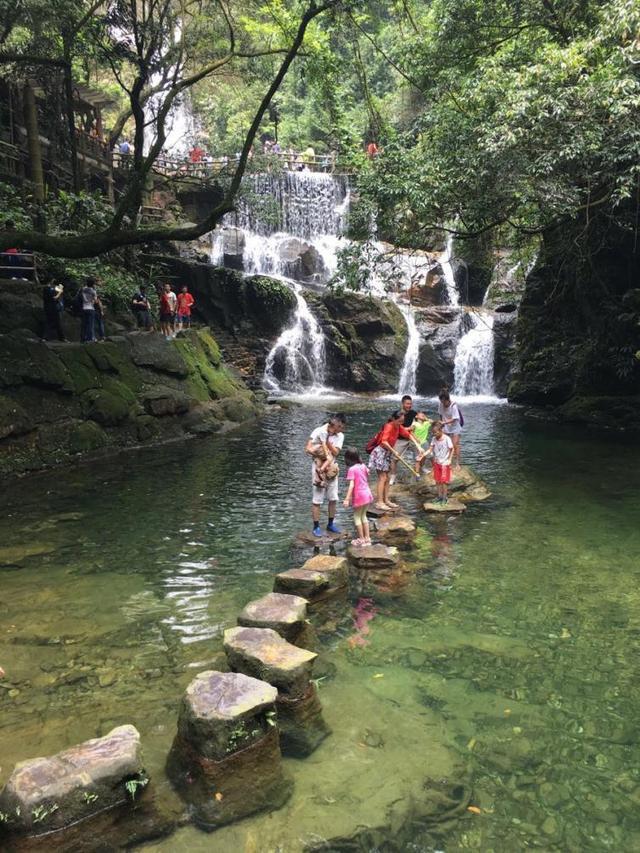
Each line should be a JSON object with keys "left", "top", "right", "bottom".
{"left": 113, "top": 149, "right": 343, "bottom": 180}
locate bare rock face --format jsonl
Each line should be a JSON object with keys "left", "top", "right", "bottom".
{"left": 238, "top": 593, "right": 309, "bottom": 644}
{"left": 223, "top": 627, "right": 317, "bottom": 699}
{"left": 0, "top": 725, "right": 146, "bottom": 836}
{"left": 423, "top": 499, "right": 467, "bottom": 514}
{"left": 374, "top": 515, "right": 417, "bottom": 547}
{"left": 347, "top": 544, "right": 401, "bottom": 571}
{"left": 166, "top": 671, "right": 291, "bottom": 829}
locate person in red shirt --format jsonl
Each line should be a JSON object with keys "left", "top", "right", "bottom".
{"left": 366, "top": 141, "right": 379, "bottom": 159}
{"left": 176, "top": 285, "right": 195, "bottom": 332}
{"left": 368, "top": 410, "right": 424, "bottom": 511}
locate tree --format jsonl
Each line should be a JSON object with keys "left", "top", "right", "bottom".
{"left": 0, "top": 0, "right": 348, "bottom": 257}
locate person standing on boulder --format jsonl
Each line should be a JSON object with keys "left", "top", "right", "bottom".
{"left": 305, "top": 414, "right": 346, "bottom": 538}
{"left": 175, "top": 284, "right": 195, "bottom": 332}
{"left": 131, "top": 285, "right": 153, "bottom": 331}
{"left": 42, "top": 280, "right": 66, "bottom": 342}
{"left": 159, "top": 282, "right": 177, "bottom": 340}
{"left": 369, "top": 410, "right": 424, "bottom": 512}
{"left": 424, "top": 420, "right": 454, "bottom": 504}
{"left": 80, "top": 276, "right": 98, "bottom": 343}
{"left": 390, "top": 394, "right": 417, "bottom": 485}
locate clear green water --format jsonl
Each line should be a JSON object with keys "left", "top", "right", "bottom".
{"left": 1, "top": 402, "right": 640, "bottom": 851}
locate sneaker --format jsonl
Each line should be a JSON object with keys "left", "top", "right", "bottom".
{"left": 312, "top": 525, "right": 323, "bottom": 538}
{"left": 326, "top": 521, "right": 341, "bottom": 534}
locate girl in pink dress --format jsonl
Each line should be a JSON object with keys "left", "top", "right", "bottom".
{"left": 343, "top": 447, "right": 374, "bottom": 546}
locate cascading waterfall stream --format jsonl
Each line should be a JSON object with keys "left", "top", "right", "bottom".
{"left": 453, "top": 313, "right": 496, "bottom": 397}
{"left": 208, "top": 171, "right": 349, "bottom": 395}
{"left": 263, "top": 284, "right": 327, "bottom": 394}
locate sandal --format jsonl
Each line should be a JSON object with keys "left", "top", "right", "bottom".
{"left": 351, "top": 537, "right": 365, "bottom": 547}
{"left": 386, "top": 500, "right": 399, "bottom": 508}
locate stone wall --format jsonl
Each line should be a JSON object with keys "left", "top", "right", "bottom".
{"left": 0, "top": 327, "right": 261, "bottom": 478}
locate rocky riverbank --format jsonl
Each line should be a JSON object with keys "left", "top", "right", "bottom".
{"left": 0, "top": 327, "right": 261, "bottom": 478}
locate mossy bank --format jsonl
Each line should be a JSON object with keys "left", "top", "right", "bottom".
{"left": 0, "top": 328, "right": 261, "bottom": 478}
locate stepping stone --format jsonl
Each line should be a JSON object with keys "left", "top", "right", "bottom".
{"left": 167, "top": 670, "right": 291, "bottom": 828}
{"left": 347, "top": 543, "right": 401, "bottom": 570}
{"left": 417, "top": 464, "right": 489, "bottom": 500}
{"left": 366, "top": 504, "right": 399, "bottom": 519}
{"left": 273, "top": 556, "right": 348, "bottom": 604}
{"left": 238, "top": 593, "right": 309, "bottom": 644}
{"left": 0, "top": 725, "right": 145, "bottom": 836}
{"left": 293, "top": 529, "right": 348, "bottom": 548}
{"left": 374, "top": 515, "right": 417, "bottom": 547}
{"left": 301, "top": 554, "right": 348, "bottom": 588}
{"left": 224, "top": 627, "right": 317, "bottom": 699}
{"left": 176, "top": 670, "right": 277, "bottom": 759}
{"left": 223, "top": 628, "right": 329, "bottom": 757}
{"left": 423, "top": 499, "right": 466, "bottom": 514}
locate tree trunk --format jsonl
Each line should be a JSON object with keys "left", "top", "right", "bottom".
{"left": 23, "top": 82, "right": 45, "bottom": 202}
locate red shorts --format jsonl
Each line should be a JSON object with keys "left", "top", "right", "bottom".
{"left": 432, "top": 461, "right": 451, "bottom": 484}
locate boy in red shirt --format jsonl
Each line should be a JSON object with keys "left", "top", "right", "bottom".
{"left": 176, "top": 285, "right": 195, "bottom": 332}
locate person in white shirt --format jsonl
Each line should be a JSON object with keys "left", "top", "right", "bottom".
{"left": 424, "top": 420, "right": 454, "bottom": 503}
{"left": 304, "top": 414, "right": 346, "bottom": 537}
{"left": 438, "top": 387, "right": 462, "bottom": 467}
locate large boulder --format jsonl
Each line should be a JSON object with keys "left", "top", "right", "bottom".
{"left": 415, "top": 307, "right": 462, "bottom": 394}
{"left": 0, "top": 725, "right": 146, "bottom": 836}
{"left": 309, "top": 291, "right": 408, "bottom": 392}
{"left": 277, "top": 238, "right": 327, "bottom": 283}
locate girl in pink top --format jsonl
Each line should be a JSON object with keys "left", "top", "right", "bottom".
{"left": 343, "top": 447, "right": 374, "bottom": 546}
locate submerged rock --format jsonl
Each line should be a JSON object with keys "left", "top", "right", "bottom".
{"left": 423, "top": 499, "right": 467, "bottom": 514}
{"left": 416, "top": 464, "right": 491, "bottom": 502}
{"left": 0, "top": 725, "right": 146, "bottom": 836}
{"left": 166, "top": 670, "right": 291, "bottom": 829}
{"left": 347, "top": 544, "right": 401, "bottom": 570}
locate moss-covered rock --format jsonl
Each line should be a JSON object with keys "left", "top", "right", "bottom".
{"left": 58, "top": 346, "right": 101, "bottom": 394}
{"left": 0, "top": 396, "right": 33, "bottom": 440}
{"left": 84, "top": 385, "right": 135, "bottom": 426}
{"left": 556, "top": 395, "right": 640, "bottom": 430}
{"left": 141, "top": 387, "right": 192, "bottom": 417}
{"left": 69, "top": 421, "right": 109, "bottom": 453}
{"left": 306, "top": 291, "right": 408, "bottom": 391}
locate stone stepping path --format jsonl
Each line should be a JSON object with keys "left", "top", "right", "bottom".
{"left": 238, "top": 592, "right": 309, "bottom": 645}
{"left": 293, "top": 529, "right": 348, "bottom": 548}
{"left": 423, "top": 499, "right": 466, "bottom": 514}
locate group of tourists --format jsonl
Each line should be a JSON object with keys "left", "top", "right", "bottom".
{"left": 305, "top": 390, "right": 463, "bottom": 546}
{"left": 40, "top": 276, "right": 196, "bottom": 344}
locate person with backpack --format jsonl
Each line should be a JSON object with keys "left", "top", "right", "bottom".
{"left": 367, "top": 410, "right": 424, "bottom": 512}
{"left": 131, "top": 285, "right": 153, "bottom": 330}
{"left": 438, "top": 386, "right": 463, "bottom": 467}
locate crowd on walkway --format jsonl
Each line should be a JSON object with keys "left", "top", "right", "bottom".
{"left": 40, "top": 277, "right": 196, "bottom": 344}
{"left": 306, "top": 390, "right": 462, "bottom": 546}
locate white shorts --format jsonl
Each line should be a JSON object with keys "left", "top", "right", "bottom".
{"left": 312, "top": 477, "right": 339, "bottom": 505}
{"left": 394, "top": 438, "right": 415, "bottom": 461}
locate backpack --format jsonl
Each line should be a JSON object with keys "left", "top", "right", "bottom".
{"left": 365, "top": 427, "right": 384, "bottom": 454}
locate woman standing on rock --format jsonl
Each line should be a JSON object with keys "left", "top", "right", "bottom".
{"left": 438, "top": 387, "right": 462, "bottom": 467}
{"left": 368, "top": 411, "right": 423, "bottom": 512}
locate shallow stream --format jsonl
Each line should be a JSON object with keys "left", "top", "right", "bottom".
{"left": 1, "top": 401, "right": 639, "bottom": 850}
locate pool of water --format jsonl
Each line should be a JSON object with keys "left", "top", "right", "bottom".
{"left": 1, "top": 400, "right": 640, "bottom": 850}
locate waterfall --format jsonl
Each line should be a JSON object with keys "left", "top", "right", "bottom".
{"left": 397, "top": 300, "right": 420, "bottom": 396}
{"left": 263, "top": 284, "right": 327, "bottom": 394}
{"left": 453, "top": 311, "right": 495, "bottom": 397}
{"left": 441, "top": 236, "right": 460, "bottom": 307}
